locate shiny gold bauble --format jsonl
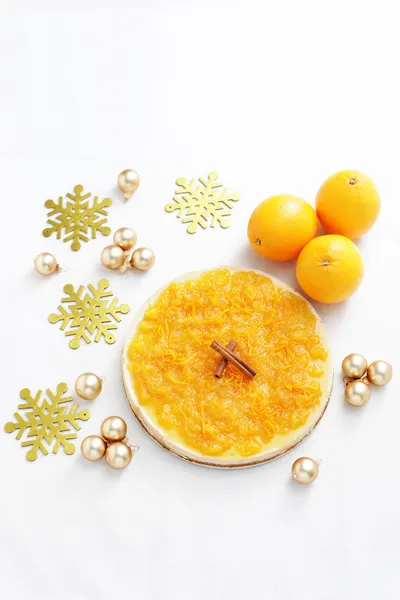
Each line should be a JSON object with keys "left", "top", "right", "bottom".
{"left": 117, "top": 169, "right": 140, "bottom": 200}
{"left": 34, "top": 252, "right": 59, "bottom": 275}
{"left": 291, "top": 457, "right": 319, "bottom": 484}
{"left": 367, "top": 360, "right": 393, "bottom": 386}
{"left": 113, "top": 227, "right": 137, "bottom": 251}
{"left": 75, "top": 373, "right": 102, "bottom": 401}
{"left": 342, "top": 353, "right": 368, "bottom": 379}
{"left": 130, "top": 247, "right": 155, "bottom": 271}
{"left": 81, "top": 435, "right": 107, "bottom": 462}
{"left": 101, "top": 245, "right": 126, "bottom": 270}
{"left": 101, "top": 416, "right": 127, "bottom": 442}
{"left": 344, "top": 379, "right": 371, "bottom": 407}
{"left": 105, "top": 442, "right": 132, "bottom": 469}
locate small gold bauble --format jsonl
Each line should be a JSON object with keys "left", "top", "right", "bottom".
{"left": 101, "top": 416, "right": 127, "bottom": 443}
{"left": 291, "top": 457, "right": 319, "bottom": 484}
{"left": 130, "top": 247, "right": 155, "bottom": 271}
{"left": 342, "top": 353, "right": 368, "bottom": 379}
{"left": 75, "top": 373, "right": 102, "bottom": 401}
{"left": 345, "top": 379, "right": 371, "bottom": 407}
{"left": 34, "top": 252, "right": 59, "bottom": 276}
{"left": 367, "top": 360, "right": 393, "bottom": 386}
{"left": 81, "top": 435, "right": 107, "bottom": 462}
{"left": 117, "top": 169, "right": 140, "bottom": 200}
{"left": 101, "top": 245, "right": 126, "bottom": 270}
{"left": 105, "top": 442, "right": 132, "bottom": 469}
{"left": 113, "top": 227, "right": 137, "bottom": 251}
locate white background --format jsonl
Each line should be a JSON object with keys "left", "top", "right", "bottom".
{"left": 1, "top": 1, "right": 399, "bottom": 598}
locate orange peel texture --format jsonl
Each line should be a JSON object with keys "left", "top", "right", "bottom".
{"left": 127, "top": 269, "right": 328, "bottom": 458}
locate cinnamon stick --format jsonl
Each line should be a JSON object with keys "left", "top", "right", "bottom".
{"left": 210, "top": 341, "right": 256, "bottom": 378}
{"left": 215, "top": 340, "right": 237, "bottom": 378}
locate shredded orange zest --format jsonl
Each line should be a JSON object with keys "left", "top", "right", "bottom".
{"left": 127, "top": 269, "right": 328, "bottom": 458}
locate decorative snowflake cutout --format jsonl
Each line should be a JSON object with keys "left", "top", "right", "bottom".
{"left": 43, "top": 184, "right": 112, "bottom": 251}
{"left": 49, "top": 279, "right": 130, "bottom": 349}
{"left": 165, "top": 172, "right": 240, "bottom": 234}
{"left": 4, "top": 383, "right": 90, "bottom": 461}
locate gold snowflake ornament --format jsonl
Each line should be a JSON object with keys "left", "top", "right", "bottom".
{"left": 49, "top": 279, "right": 130, "bottom": 349}
{"left": 43, "top": 184, "right": 112, "bottom": 251}
{"left": 165, "top": 172, "right": 240, "bottom": 234}
{"left": 4, "top": 383, "right": 90, "bottom": 461}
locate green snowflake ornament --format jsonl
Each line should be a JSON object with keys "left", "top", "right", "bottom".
{"left": 43, "top": 184, "right": 112, "bottom": 251}
{"left": 4, "top": 383, "right": 90, "bottom": 461}
{"left": 165, "top": 172, "right": 240, "bottom": 234}
{"left": 49, "top": 279, "right": 130, "bottom": 349}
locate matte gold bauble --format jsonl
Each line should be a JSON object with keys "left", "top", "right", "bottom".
{"left": 367, "top": 360, "right": 392, "bottom": 386}
{"left": 101, "top": 416, "right": 127, "bottom": 442}
{"left": 34, "top": 252, "right": 59, "bottom": 275}
{"left": 105, "top": 442, "right": 132, "bottom": 469}
{"left": 113, "top": 227, "right": 137, "bottom": 251}
{"left": 291, "top": 457, "right": 319, "bottom": 484}
{"left": 345, "top": 379, "right": 371, "bottom": 407}
{"left": 101, "top": 245, "right": 126, "bottom": 270}
{"left": 130, "top": 247, "right": 155, "bottom": 271}
{"left": 117, "top": 169, "right": 140, "bottom": 200}
{"left": 75, "top": 373, "right": 102, "bottom": 401}
{"left": 81, "top": 435, "right": 107, "bottom": 462}
{"left": 342, "top": 353, "right": 368, "bottom": 379}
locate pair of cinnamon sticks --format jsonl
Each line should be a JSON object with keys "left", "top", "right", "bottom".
{"left": 211, "top": 340, "right": 256, "bottom": 378}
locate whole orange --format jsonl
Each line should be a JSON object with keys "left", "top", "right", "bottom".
{"left": 247, "top": 195, "right": 318, "bottom": 261}
{"left": 316, "top": 170, "right": 380, "bottom": 239}
{"left": 296, "top": 234, "right": 364, "bottom": 304}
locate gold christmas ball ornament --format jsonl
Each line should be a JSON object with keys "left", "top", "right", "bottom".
{"left": 367, "top": 360, "right": 392, "bottom": 386}
{"left": 101, "top": 244, "right": 126, "bottom": 270}
{"left": 113, "top": 227, "right": 137, "bottom": 251}
{"left": 118, "top": 169, "right": 140, "bottom": 200}
{"left": 345, "top": 379, "right": 371, "bottom": 407}
{"left": 130, "top": 247, "right": 155, "bottom": 271}
{"left": 34, "top": 252, "right": 59, "bottom": 276}
{"left": 105, "top": 441, "right": 132, "bottom": 469}
{"left": 102, "top": 228, "right": 154, "bottom": 273}
{"left": 342, "top": 353, "right": 368, "bottom": 379}
{"left": 81, "top": 435, "right": 107, "bottom": 462}
{"left": 101, "top": 416, "right": 127, "bottom": 443}
{"left": 75, "top": 373, "right": 102, "bottom": 401}
{"left": 82, "top": 416, "right": 137, "bottom": 469}
{"left": 291, "top": 457, "right": 319, "bottom": 484}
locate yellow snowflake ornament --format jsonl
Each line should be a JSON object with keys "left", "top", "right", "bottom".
{"left": 49, "top": 279, "right": 130, "bottom": 349}
{"left": 4, "top": 383, "right": 90, "bottom": 461}
{"left": 165, "top": 172, "right": 240, "bottom": 234}
{"left": 43, "top": 184, "right": 112, "bottom": 251}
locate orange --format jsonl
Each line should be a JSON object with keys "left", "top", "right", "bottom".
{"left": 296, "top": 234, "right": 364, "bottom": 304}
{"left": 316, "top": 170, "right": 380, "bottom": 239}
{"left": 247, "top": 195, "right": 318, "bottom": 261}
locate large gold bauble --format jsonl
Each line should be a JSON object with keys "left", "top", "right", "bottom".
{"left": 113, "top": 227, "right": 137, "bottom": 251}
{"left": 101, "top": 245, "right": 126, "bottom": 270}
{"left": 130, "top": 247, "right": 155, "bottom": 271}
{"left": 117, "top": 169, "right": 140, "bottom": 200}
{"left": 101, "top": 416, "right": 127, "bottom": 442}
{"left": 75, "top": 373, "right": 102, "bottom": 401}
{"left": 105, "top": 442, "right": 132, "bottom": 469}
{"left": 291, "top": 457, "right": 319, "bottom": 484}
{"left": 342, "top": 353, "right": 368, "bottom": 379}
{"left": 344, "top": 379, "right": 371, "bottom": 407}
{"left": 367, "top": 360, "right": 392, "bottom": 386}
{"left": 81, "top": 435, "right": 107, "bottom": 462}
{"left": 34, "top": 252, "right": 59, "bottom": 275}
